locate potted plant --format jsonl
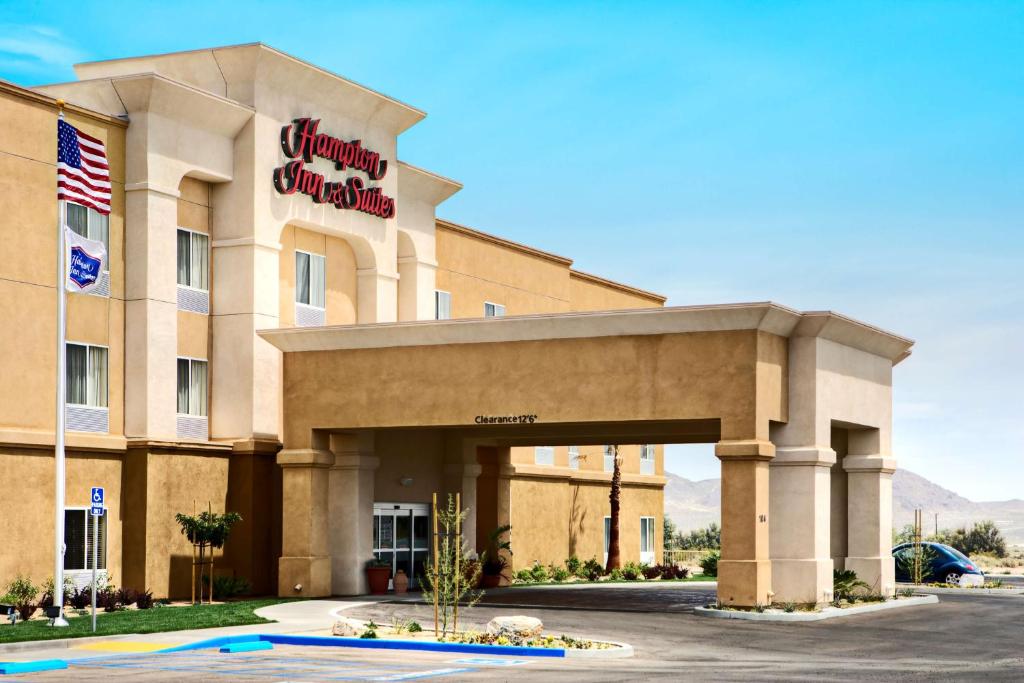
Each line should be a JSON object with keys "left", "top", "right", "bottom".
{"left": 365, "top": 558, "right": 391, "bottom": 595}
{"left": 481, "top": 524, "right": 512, "bottom": 588}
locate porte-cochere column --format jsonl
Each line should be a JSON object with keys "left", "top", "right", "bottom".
{"left": 844, "top": 454, "right": 896, "bottom": 596}
{"left": 277, "top": 448, "right": 333, "bottom": 597}
{"left": 715, "top": 439, "right": 773, "bottom": 607}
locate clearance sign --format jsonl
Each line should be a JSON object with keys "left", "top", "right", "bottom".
{"left": 272, "top": 117, "right": 396, "bottom": 219}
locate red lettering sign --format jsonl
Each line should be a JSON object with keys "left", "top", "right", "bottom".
{"left": 272, "top": 118, "right": 395, "bottom": 219}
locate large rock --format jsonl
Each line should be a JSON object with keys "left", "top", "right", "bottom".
{"left": 486, "top": 615, "right": 543, "bottom": 638}
{"left": 332, "top": 618, "right": 364, "bottom": 637}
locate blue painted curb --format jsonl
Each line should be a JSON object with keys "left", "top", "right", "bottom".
{"left": 157, "top": 633, "right": 566, "bottom": 658}
{"left": 0, "top": 659, "right": 69, "bottom": 675}
{"left": 220, "top": 641, "right": 274, "bottom": 653}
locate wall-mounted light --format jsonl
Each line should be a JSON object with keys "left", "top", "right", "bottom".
{"left": 399, "top": 476, "right": 414, "bottom": 487}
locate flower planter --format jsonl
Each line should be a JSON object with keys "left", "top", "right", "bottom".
{"left": 365, "top": 566, "right": 391, "bottom": 595}
{"left": 393, "top": 569, "right": 409, "bottom": 594}
{"left": 481, "top": 574, "right": 502, "bottom": 589}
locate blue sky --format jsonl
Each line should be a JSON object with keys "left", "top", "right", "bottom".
{"left": 2, "top": 2, "right": 1021, "bottom": 500}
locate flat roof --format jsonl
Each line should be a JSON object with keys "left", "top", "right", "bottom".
{"left": 259, "top": 302, "right": 914, "bottom": 363}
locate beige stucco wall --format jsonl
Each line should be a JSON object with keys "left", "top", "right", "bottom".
{"left": 278, "top": 225, "right": 359, "bottom": 328}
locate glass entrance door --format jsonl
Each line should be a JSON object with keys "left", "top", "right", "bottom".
{"left": 373, "top": 503, "right": 430, "bottom": 589}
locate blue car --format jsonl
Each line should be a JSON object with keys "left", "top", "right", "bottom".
{"left": 892, "top": 542, "right": 984, "bottom": 586}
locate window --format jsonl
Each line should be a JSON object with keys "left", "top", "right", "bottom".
{"left": 176, "top": 228, "right": 209, "bottom": 291}
{"left": 295, "top": 251, "right": 326, "bottom": 308}
{"left": 64, "top": 509, "right": 107, "bottom": 571}
{"left": 640, "top": 445, "right": 655, "bottom": 475}
{"left": 534, "top": 446, "right": 554, "bottom": 466}
{"left": 434, "top": 290, "right": 451, "bottom": 320}
{"left": 67, "top": 201, "right": 110, "bottom": 296}
{"left": 484, "top": 302, "right": 505, "bottom": 317}
{"left": 640, "top": 516, "right": 655, "bottom": 564}
{"left": 604, "top": 445, "right": 616, "bottom": 472}
{"left": 67, "top": 202, "right": 109, "bottom": 254}
{"left": 66, "top": 343, "right": 107, "bottom": 408}
{"left": 568, "top": 445, "right": 580, "bottom": 470}
{"left": 603, "top": 516, "right": 611, "bottom": 564}
{"left": 176, "top": 358, "right": 208, "bottom": 417}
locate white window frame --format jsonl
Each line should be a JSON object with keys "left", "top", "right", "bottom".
{"left": 604, "top": 445, "right": 616, "bottom": 472}
{"left": 603, "top": 516, "right": 611, "bottom": 565}
{"left": 434, "top": 290, "right": 451, "bottom": 320}
{"left": 534, "top": 445, "right": 555, "bottom": 466}
{"left": 568, "top": 445, "right": 580, "bottom": 470}
{"left": 295, "top": 249, "right": 326, "bottom": 309}
{"left": 640, "top": 444, "right": 655, "bottom": 475}
{"left": 176, "top": 356, "right": 208, "bottom": 418}
{"left": 640, "top": 516, "right": 656, "bottom": 565}
{"left": 176, "top": 227, "right": 209, "bottom": 292}
{"left": 66, "top": 201, "right": 110, "bottom": 297}
{"left": 65, "top": 341, "right": 108, "bottom": 408}
{"left": 63, "top": 507, "right": 107, "bottom": 573}
{"left": 484, "top": 301, "right": 505, "bottom": 318}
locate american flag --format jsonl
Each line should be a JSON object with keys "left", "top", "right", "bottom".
{"left": 57, "top": 118, "right": 111, "bottom": 215}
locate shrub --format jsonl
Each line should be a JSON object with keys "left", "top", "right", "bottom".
{"left": 565, "top": 556, "right": 582, "bottom": 577}
{"left": 39, "top": 576, "right": 73, "bottom": 608}
{"left": 936, "top": 521, "right": 1007, "bottom": 558}
{"left": 833, "top": 569, "right": 869, "bottom": 600}
{"left": 660, "top": 564, "right": 690, "bottom": 580}
{"left": 212, "top": 575, "right": 251, "bottom": 600}
{"left": 69, "top": 585, "right": 91, "bottom": 610}
{"left": 360, "top": 620, "right": 378, "bottom": 639}
{"left": 622, "top": 562, "right": 644, "bottom": 581}
{"left": 529, "top": 562, "right": 549, "bottom": 583}
{"left": 678, "top": 523, "right": 721, "bottom": 550}
{"left": 582, "top": 558, "right": 604, "bottom": 581}
{"left": 135, "top": 589, "right": 155, "bottom": 609}
{"left": 700, "top": 551, "right": 720, "bottom": 577}
{"left": 642, "top": 565, "right": 663, "bottom": 580}
{"left": 408, "top": 620, "right": 423, "bottom": 633}
{"left": 608, "top": 568, "right": 624, "bottom": 581}
{"left": 513, "top": 569, "right": 534, "bottom": 584}
{"left": 549, "top": 565, "right": 570, "bottom": 583}
{"left": 783, "top": 602, "right": 796, "bottom": 613}
{"left": 3, "top": 575, "right": 39, "bottom": 622}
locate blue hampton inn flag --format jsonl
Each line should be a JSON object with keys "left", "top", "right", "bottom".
{"left": 64, "top": 226, "right": 106, "bottom": 292}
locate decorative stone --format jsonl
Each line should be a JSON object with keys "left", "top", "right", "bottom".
{"left": 486, "top": 615, "right": 543, "bottom": 638}
{"left": 332, "top": 618, "right": 363, "bottom": 637}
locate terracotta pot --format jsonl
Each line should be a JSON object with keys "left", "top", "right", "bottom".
{"left": 481, "top": 573, "right": 502, "bottom": 589}
{"left": 393, "top": 569, "right": 409, "bottom": 594}
{"left": 365, "top": 566, "right": 391, "bottom": 595}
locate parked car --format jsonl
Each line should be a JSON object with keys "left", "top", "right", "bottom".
{"left": 892, "top": 542, "right": 984, "bottom": 586}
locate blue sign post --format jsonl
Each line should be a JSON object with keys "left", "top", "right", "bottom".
{"left": 89, "top": 487, "right": 103, "bottom": 632}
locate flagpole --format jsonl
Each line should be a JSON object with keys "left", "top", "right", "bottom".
{"left": 53, "top": 100, "right": 69, "bottom": 627}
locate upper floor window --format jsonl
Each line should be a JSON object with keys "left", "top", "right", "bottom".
{"left": 604, "top": 445, "right": 616, "bottom": 472}
{"left": 66, "top": 342, "right": 107, "bottom": 408}
{"left": 176, "top": 357, "right": 208, "bottom": 417}
{"left": 176, "top": 229, "right": 209, "bottom": 291}
{"left": 640, "top": 444, "right": 655, "bottom": 475}
{"left": 435, "top": 290, "right": 451, "bottom": 320}
{"left": 484, "top": 302, "right": 505, "bottom": 317}
{"left": 296, "top": 251, "right": 326, "bottom": 308}
{"left": 534, "top": 446, "right": 554, "bottom": 466}
{"left": 568, "top": 445, "right": 580, "bottom": 470}
{"left": 67, "top": 201, "right": 109, "bottom": 256}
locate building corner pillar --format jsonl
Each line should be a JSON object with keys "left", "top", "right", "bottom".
{"left": 329, "top": 436, "right": 379, "bottom": 596}
{"left": 844, "top": 454, "right": 897, "bottom": 596}
{"left": 715, "top": 439, "right": 773, "bottom": 607}
{"left": 770, "top": 446, "right": 836, "bottom": 604}
{"left": 277, "top": 448, "right": 333, "bottom": 598}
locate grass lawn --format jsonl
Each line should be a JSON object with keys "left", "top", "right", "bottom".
{"left": 0, "top": 598, "right": 291, "bottom": 645}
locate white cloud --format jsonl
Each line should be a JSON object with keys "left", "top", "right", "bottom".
{"left": 0, "top": 25, "right": 85, "bottom": 75}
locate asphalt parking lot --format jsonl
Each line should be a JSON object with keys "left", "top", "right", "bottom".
{"left": 6, "top": 584, "right": 1023, "bottom": 681}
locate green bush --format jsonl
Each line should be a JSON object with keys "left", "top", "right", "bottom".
{"left": 513, "top": 569, "right": 534, "bottom": 583}
{"left": 833, "top": 569, "right": 869, "bottom": 600}
{"left": 622, "top": 562, "right": 644, "bottom": 581}
{"left": 581, "top": 558, "right": 604, "bottom": 581}
{"left": 699, "top": 551, "right": 720, "bottom": 577}
{"left": 935, "top": 521, "right": 1007, "bottom": 558}
{"left": 408, "top": 621, "right": 423, "bottom": 633}
{"left": 528, "top": 562, "right": 549, "bottom": 583}
{"left": 565, "top": 556, "right": 582, "bottom": 577}
{"left": 678, "top": 523, "right": 721, "bottom": 550}
{"left": 3, "top": 576, "right": 39, "bottom": 621}
{"left": 212, "top": 575, "right": 251, "bottom": 600}
{"left": 608, "top": 568, "right": 624, "bottom": 581}
{"left": 549, "top": 565, "right": 570, "bottom": 583}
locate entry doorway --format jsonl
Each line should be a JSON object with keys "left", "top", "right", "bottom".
{"left": 373, "top": 502, "right": 430, "bottom": 588}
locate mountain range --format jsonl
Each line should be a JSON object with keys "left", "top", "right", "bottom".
{"left": 665, "top": 469, "right": 1024, "bottom": 545}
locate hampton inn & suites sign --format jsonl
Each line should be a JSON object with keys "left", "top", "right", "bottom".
{"left": 272, "top": 117, "right": 396, "bottom": 219}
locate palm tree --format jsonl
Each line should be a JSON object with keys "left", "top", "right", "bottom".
{"left": 605, "top": 445, "right": 622, "bottom": 572}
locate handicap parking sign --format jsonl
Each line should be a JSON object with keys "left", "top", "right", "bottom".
{"left": 90, "top": 487, "right": 104, "bottom": 516}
